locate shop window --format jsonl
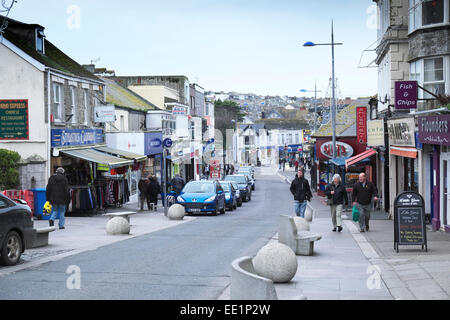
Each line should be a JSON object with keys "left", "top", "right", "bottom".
{"left": 52, "top": 83, "right": 63, "bottom": 122}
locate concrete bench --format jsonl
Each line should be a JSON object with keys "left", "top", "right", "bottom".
{"left": 279, "top": 215, "right": 322, "bottom": 256}
{"left": 103, "top": 212, "right": 136, "bottom": 223}
{"left": 32, "top": 227, "right": 56, "bottom": 248}
{"left": 230, "top": 256, "right": 306, "bottom": 300}
{"left": 305, "top": 203, "right": 315, "bottom": 222}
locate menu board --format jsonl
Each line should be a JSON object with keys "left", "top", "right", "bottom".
{"left": 0, "top": 100, "right": 29, "bottom": 140}
{"left": 398, "top": 207, "right": 425, "bottom": 245}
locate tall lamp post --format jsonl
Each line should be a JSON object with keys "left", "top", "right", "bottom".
{"left": 300, "top": 85, "right": 322, "bottom": 134}
{"left": 303, "top": 21, "right": 343, "bottom": 159}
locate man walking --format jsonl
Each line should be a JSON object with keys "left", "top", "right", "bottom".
{"left": 352, "top": 173, "right": 378, "bottom": 232}
{"left": 290, "top": 169, "right": 313, "bottom": 218}
{"left": 138, "top": 177, "right": 150, "bottom": 211}
{"left": 170, "top": 174, "right": 186, "bottom": 194}
{"left": 46, "top": 167, "right": 71, "bottom": 229}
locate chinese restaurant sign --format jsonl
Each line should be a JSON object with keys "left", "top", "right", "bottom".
{"left": 0, "top": 100, "right": 29, "bottom": 140}
{"left": 395, "top": 81, "right": 418, "bottom": 110}
{"left": 418, "top": 114, "right": 450, "bottom": 146}
{"left": 356, "top": 107, "right": 367, "bottom": 144}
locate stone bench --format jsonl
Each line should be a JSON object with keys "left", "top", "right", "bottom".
{"left": 305, "top": 203, "right": 315, "bottom": 222}
{"left": 230, "top": 256, "right": 306, "bottom": 300}
{"left": 279, "top": 215, "right": 322, "bottom": 256}
{"left": 32, "top": 227, "right": 56, "bottom": 248}
{"left": 103, "top": 212, "right": 136, "bottom": 223}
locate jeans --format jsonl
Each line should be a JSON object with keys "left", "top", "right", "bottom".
{"left": 356, "top": 203, "right": 372, "bottom": 230}
{"left": 50, "top": 204, "right": 66, "bottom": 228}
{"left": 330, "top": 204, "right": 343, "bottom": 228}
{"left": 295, "top": 201, "right": 307, "bottom": 218}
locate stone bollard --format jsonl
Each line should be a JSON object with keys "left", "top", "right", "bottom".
{"left": 106, "top": 217, "right": 130, "bottom": 235}
{"left": 293, "top": 217, "right": 310, "bottom": 231}
{"left": 167, "top": 204, "right": 186, "bottom": 220}
{"left": 252, "top": 242, "right": 298, "bottom": 283}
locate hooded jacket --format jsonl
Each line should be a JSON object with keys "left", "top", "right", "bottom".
{"left": 46, "top": 172, "right": 71, "bottom": 205}
{"left": 290, "top": 175, "right": 312, "bottom": 202}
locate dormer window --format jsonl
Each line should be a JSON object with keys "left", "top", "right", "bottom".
{"left": 36, "top": 28, "right": 45, "bottom": 54}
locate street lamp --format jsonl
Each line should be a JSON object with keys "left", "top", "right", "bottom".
{"left": 303, "top": 21, "right": 343, "bottom": 159}
{"left": 300, "top": 85, "right": 322, "bottom": 134}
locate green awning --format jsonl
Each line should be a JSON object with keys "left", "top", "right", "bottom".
{"left": 94, "top": 146, "right": 147, "bottom": 162}
{"left": 60, "top": 148, "right": 133, "bottom": 169}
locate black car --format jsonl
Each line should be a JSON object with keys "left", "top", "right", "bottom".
{"left": 0, "top": 194, "right": 36, "bottom": 266}
{"left": 224, "top": 175, "right": 252, "bottom": 202}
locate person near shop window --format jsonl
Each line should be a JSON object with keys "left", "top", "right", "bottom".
{"left": 171, "top": 175, "right": 186, "bottom": 195}
{"left": 325, "top": 174, "right": 348, "bottom": 232}
{"left": 147, "top": 176, "right": 161, "bottom": 211}
{"left": 352, "top": 173, "right": 379, "bottom": 233}
{"left": 290, "top": 169, "right": 313, "bottom": 218}
{"left": 138, "top": 177, "right": 150, "bottom": 211}
{"left": 46, "top": 167, "right": 71, "bottom": 229}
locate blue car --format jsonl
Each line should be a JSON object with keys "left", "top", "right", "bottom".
{"left": 177, "top": 181, "right": 226, "bottom": 215}
{"left": 219, "top": 181, "right": 238, "bottom": 211}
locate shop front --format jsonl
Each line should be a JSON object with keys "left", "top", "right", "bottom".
{"left": 387, "top": 117, "right": 419, "bottom": 216}
{"left": 52, "top": 129, "right": 146, "bottom": 214}
{"left": 315, "top": 137, "right": 368, "bottom": 196}
{"left": 418, "top": 114, "right": 450, "bottom": 232}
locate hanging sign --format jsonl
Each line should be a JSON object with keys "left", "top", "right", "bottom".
{"left": 0, "top": 100, "right": 29, "bottom": 140}
{"left": 356, "top": 107, "right": 367, "bottom": 144}
{"left": 94, "top": 105, "right": 116, "bottom": 123}
{"left": 320, "top": 141, "right": 354, "bottom": 159}
{"left": 395, "top": 81, "right": 418, "bottom": 110}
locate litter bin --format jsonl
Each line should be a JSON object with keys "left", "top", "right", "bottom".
{"left": 32, "top": 188, "right": 59, "bottom": 220}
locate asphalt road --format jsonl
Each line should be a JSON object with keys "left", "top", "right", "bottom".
{"left": 0, "top": 169, "right": 293, "bottom": 300}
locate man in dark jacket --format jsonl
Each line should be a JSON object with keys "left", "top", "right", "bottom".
{"left": 325, "top": 174, "right": 349, "bottom": 232}
{"left": 138, "top": 177, "right": 150, "bottom": 211}
{"left": 170, "top": 175, "right": 185, "bottom": 194}
{"left": 290, "top": 169, "right": 313, "bottom": 218}
{"left": 147, "top": 176, "right": 161, "bottom": 211}
{"left": 352, "top": 173, "right": 378, "bottom": 232}
{"left": 46, "top": 167, "right": 71, "bottom": 229}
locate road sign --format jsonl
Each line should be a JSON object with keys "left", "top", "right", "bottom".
{"left": 163, "top": 138, "right": 173, "bottom": 148}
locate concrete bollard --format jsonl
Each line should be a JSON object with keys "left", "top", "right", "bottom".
{"left": 167, "top": 204, "right": 186, "bottom": 220}
{"left": 106, "top": 217, "right": 130, "bottom": 235}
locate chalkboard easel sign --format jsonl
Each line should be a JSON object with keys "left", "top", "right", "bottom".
{"left": 394, "top": 191, "right": 427, "bottom": 253}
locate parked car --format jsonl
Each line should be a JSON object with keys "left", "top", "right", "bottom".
{"left": 229, "top": 181, "right": 243, "bottom": 207}
{"left": 239, "top": 171, "right": 256, "bottom": 191}
{"left": 0, "top": 194, "right": 36, "bottom": 266}
{"left": 238, "top": 166, "right": 255, "bottom": 179}
{"left": 224, "top": 175, "right": 252, "bottom": 202}
{"left": 177, "top": 181, "right": 226, "bottom": 215}
{"left": 219, "top": 181, "right": 238, "bottom": 211}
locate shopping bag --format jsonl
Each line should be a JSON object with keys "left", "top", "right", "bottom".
{"left": 43, "top": 201, "right": 52, "bottom": 216}
{"left": 352, "top": 205, "right": 360, "bottom": 222}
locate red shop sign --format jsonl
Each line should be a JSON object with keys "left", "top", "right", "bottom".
{"left": 357, "top": 107, "right": 367, "bottom": 144}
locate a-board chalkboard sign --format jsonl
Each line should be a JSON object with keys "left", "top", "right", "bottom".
{"left": 394, "top": 191, "right": 427, "bottom": 253}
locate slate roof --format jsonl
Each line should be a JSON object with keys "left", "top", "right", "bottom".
{"left": 102, "top": 77, "right": 160, "bottom": 112}
{"left": 1, "top": 15, "right": 101, "bottom": 82}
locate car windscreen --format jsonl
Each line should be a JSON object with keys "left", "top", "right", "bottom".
{"left": 219, "top": 183, "right": 232, "bottom": 192}
{"left": 182, "top": 182, "right": 215, "bottom": 193}
{"left": 225, "top": 176, "right": 247, "bottom": 184}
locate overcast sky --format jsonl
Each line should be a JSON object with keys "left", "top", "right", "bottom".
{"left": 9, "top": 0, "right": 378, "bottom": 98}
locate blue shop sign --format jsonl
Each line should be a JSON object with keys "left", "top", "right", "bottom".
{"left": 51, "top": 129, "right": 103, "bottom": 147}
{"left": 144, "top": 132, "right": 163, "bottom": 155}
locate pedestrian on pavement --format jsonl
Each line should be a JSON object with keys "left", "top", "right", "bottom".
{"left": 46, "top": 167, "right": 71, "bottom": 229}
{"left": 147, "top": 176, "right": 161, "bottom": 211}
{"left": 294, "top": 159, "right": 299, "bottom": 172}
{"left": 138, "top": 177, "right": 151, "bottom": 211}
{"left": 352, "top": 173, "right": 379, "bottom": 232}
{"left": 290, "top": 169, "right": 313, "bottom": 218}
{"left": 282, "top": 158, "right": 286, "bottom": 172}
{"left": 171, "top": 174, "right": 186, "bottom": 194}
{"left": 325, "top": 174, "right": 348, "bottom": 232}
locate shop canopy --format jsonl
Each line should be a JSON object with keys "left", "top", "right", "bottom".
{"left": 60, "top": 148, "right": 134, "bottom": 169}
{"left": 94, "top": 146, "right": 147, "bottom": 162}
{"left": 345, "top": 149, "right": 377, "bottom": 170}
{"left": 389, "top": 146, "right": 418, "bottom": 159}
{"left": 329, "top": 157, "right": 350, "bottom": 167}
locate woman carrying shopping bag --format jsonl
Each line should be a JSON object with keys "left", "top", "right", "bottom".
{"left": 325, "top": 174, "right": 348, "bottom": 232}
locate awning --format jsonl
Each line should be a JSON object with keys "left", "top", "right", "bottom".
{"left": 94, "top": 146, "right": 147, "bottom": 162}
{"left": 60, "top": 148, "right": 133, "bottom": 169}
{"left": 345, "top": 149, "right": 377, "bottom": 169}
{"left": 329, "top": 157, "right": 350, "bottom": 166}
{"left": 390, "top": 146, "right": 418, "bottom": 159}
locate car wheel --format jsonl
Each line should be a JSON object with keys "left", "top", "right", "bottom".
{"left": 220, "top": 205, "right": 226, "bottom": 215}
{"left": 238, "top": 200, "right": 242, "bottom": 207}
{"left": 0, "top": 231, "right": 23, "bottom": 266}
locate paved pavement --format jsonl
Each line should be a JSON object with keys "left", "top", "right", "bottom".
{"left": 275, "top": 167, "right": 450, "bottom": 300}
